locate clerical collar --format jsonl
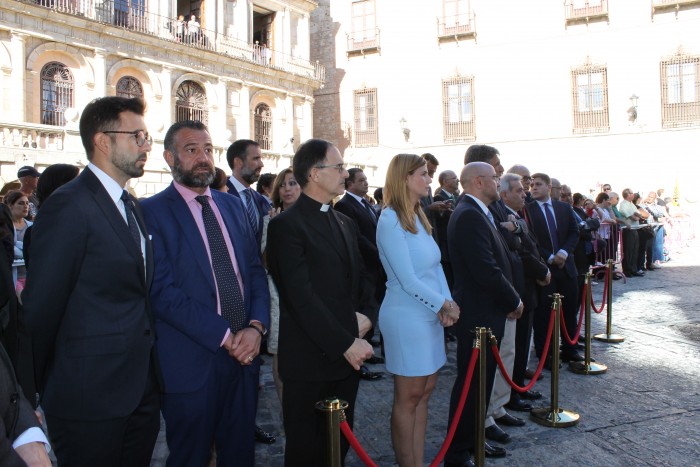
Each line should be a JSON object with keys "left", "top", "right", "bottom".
{"left": 320, "top": 203, "right": 330, "bottom": 212}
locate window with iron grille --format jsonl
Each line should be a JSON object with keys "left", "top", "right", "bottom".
{"left": 571, "top": 64, "right": 609, "bottom": 133}
{"left": 439, "top": 0, "right": 473, "bottom": 37}
{"left": 175, "top": 81, "right": 208, "bottom": 124}
{"left": 41, "top": 62, "right": 74, "bottom": 127}
{"left": 661, "top": 54, "right": 700, "bottom": 128}
{"left": 354, "top": 88, "right": 378, "bottom": 147}
{"left": 254, "top": 103, "right": 272, "bottom": 150}
{"left": 442, "top": 77, "right": 475, "bottom": 143}
{"left": 349, "top": 0, "right": 378, "bottom": 51}
{"left": 116, "top": 76, "right": 144, "bottom": 99}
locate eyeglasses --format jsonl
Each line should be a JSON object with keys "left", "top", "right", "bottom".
{"left": 314, "top": 163, "right": 348, "bottom": 173}
{"left": 103, "top": 130, "right": 153, "bottom": 147}
{"left": 521, "top": 176, "right": 532, "bottom": 181}
{"left": 603, "top": 187, "right": 611, "bottom": 191}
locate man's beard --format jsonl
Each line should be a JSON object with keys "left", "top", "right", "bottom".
{"left": 241, "top": 165, "right": 260, "bottom": 184}
{"left": 112, "top": 150, "right": 146, "bottom": 179}
{"left": 172, "top": 155, "right": 215, "bottom": 188}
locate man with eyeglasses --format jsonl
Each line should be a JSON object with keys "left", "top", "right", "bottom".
{"left": 267, "top": 139, "right": 377, "bottom": 466}
{"left": 23, "top": 96, "right": 161, "bottom": 466}
{"left": 507, "top": 165, "right": 533, "bottom": 203}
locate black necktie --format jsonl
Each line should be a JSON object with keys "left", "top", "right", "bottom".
{"left": 121, "top": 190, "right": 142, "bottom": 256}
{"left": 361, "top": 198, "right": 377, "bottom": 223}
{"left": 196, "top": 195, "right": 246, "bottom": 332}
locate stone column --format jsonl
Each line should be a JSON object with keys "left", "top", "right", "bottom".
{"left": 9, "top": 32, "right": 27, "bottom": 122}
{"left": 159, "top": 66, "right": 173, "bottom": 135}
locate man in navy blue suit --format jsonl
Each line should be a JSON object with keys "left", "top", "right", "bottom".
{"left": 525, "top": 173, "right": 582, "bottom": 366}
{"left": 225, "top": 139, "right": 271, "bottom": 245}
{"left": 142, "top": 121, "right": 270, "bottom": 467}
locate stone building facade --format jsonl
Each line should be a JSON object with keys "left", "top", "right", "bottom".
{"left": 311, "top": 0, "right": 700, "bottom": 199}
{"left": 0, "top": 0, "right": 323, "bottom": 196}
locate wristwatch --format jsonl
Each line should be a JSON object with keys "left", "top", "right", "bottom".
{"left": 247, "top": 322, "right": 267, "bottom": 337}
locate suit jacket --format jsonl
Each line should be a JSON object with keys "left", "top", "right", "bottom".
{"left": 433, "top": 188, "right": 455, "bottom": 263}
{"left": 447, "top": 195, "right": 519, "bottom": 339}
{"left": 0, "top": 341, "right": 41, "bottom": 467}
{"left": 525, "top": 199, "right": 580, "bottom": 279}
{"left": 141, "top": 184, "right": 270, "bottom": 393}
{"left": 267, "top": 193, "right": 377, "bottom": 381}
{"left": 505, "top": 208, "right": 550, "bottom": 307}
{"left": 226, "top": 179, "right": 270, "bottom": 246}
{"left": 333, "top": 193, "right": 381, "bottom": 272}
{"left": 23, "top": 168, "right": 159, "bottom": 420}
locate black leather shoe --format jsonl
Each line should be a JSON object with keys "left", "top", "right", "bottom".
{"left": 255, "top": 425, "right": 276, "bottom": 444}
{"left": 365, "top": 355, "right": 385, "bottom": 364}
{"left": 520, "top": 390, "right": 543, "bottom": 400}
{"left": 484, "top": 442, "right": 507, "bottom": 458}
{"left": 561, "top": 351, "right": 591, "bottom": 363}
{"left": 505, "top": 398, "right": 532, "bottom": 412}
{"left": 494, "top": 412, "right": 525, "bottom": 427}
{"left": 359, "top": 365, "right": 383, "bottom": 381}
{"left": 485, "top": 424, "right": 511, "bottom": 444}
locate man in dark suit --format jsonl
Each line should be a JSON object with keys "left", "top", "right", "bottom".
{"left": 23, "top": 97, "right": 161, "bottom": 467}
{"left": 141, "top": 121, "right": 269, "bottom": 467}
{"left": 525, "top": 173, "right": 583, "bottom": 365}
{"left": 498, "top": 174, "right": 550, "bottom": 413}
{"left": 433, "top": 170, "right": 459, "bottom": 289}
{"left": 334, "top": 168, "right": 385, "bottom": 376}
{"left": 225, "top": 139, "right": 270, "bottom": 245}
{"left": 445, "top": 162, "right": 523, "bottom": 467}
{"left": 420, "top": 153, "right": 451, "bottom": 238}
{"left": 267, "top": 139, "right": 376, "bottom": 466}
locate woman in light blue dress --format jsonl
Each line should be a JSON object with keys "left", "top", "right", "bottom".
{"left": 377, "top": 154, "right": 460, "bottom": 467}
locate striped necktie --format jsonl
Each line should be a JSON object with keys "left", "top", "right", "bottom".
{"left": 241, "top": 188, "right": 259, "bottom": 236}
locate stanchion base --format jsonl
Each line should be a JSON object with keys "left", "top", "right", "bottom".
{"left": 530, "top": 407, "right": 580, "bottom": 427}
{"left": 569, "top": 361, "right": 608, "bottom": 375}
{"left": 593, "top": 333, "right": 625, "bottom": 343}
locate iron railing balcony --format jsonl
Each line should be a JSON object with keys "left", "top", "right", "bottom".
{"left": 437, "top": 12, "right": 475, "bottom": 40}
{"left": 26, "top": 0, "right": 325, "bottom": 84}
{"left": 346, "top": 28, "right": 380, "bottom": 55}
{"left": 565, "top": 0, "right": 609, "bottom": 22}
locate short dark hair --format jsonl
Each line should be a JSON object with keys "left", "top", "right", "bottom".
{"left": 210, "top": 167, "right": 228, "bottom": 191}
{"left": 226, "top": 139, "right": 259, "bottom": 169}
{"left": 79, "top": 97, "right": 146, "bottom": 160}
{"left": 421, "top": 153, "right": 439, "bottom": 166}
{"left": 37, "top": 164, "right": 80, "bottom": 205}
{"left": 573, "top": 193, "right": 585, "bottom": 206}
{"left": 256, "top": 173, "right": 276, "bottom": 194}
{"left": 531, "top": 172, "right": 551, "bottom": 185}
{"left": 465, "top": 144, "right": 499, "bottom": 165}
{"left": 374, "top": 187, "right": 383, "bottom": 203}
{"left": 345, "top": 168, "right": 364, "bottom": 189}
{"left": 293, "top": 139, "right": 333, "bottom": 189}
{"left": 595, "top": 192, "right": 609, "bottom": 204}
{"left": 163, "top": 120, "right": 209, "bottom": 154}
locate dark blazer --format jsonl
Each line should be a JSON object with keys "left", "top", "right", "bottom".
{"left": 525, "top": 199, "right": 580, "bottom": 279}
{"left": 22, "top": 167, "right": 158, "bottom": 420}
{"left": 433, "top": 188, "right": 455, "bottom": 263}
{"left": 226, "top": 179, "right": 270, "bottom": 246}
{"left": 0, "top": 341, "right": 41, "bottom": 467}
{"left": 141, "top": 184, "right": 270, "bottom": 393}
{"left": 333, "top": 193, "right": 380, "bottom": 272}
{"left": 267, "top": 193, "right": 377, "bottom": 382}
{"left": 448, "top": 195, "right": 519, "bottom": 339}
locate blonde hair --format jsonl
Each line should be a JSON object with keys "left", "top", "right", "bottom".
{"left": 384, "top": 154, "right": 432, "bottom": 235}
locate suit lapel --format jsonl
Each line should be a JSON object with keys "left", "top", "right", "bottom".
{"left": 82, "top": 170, "right": 146, "bottom": 283}
{"left": 165, "top": 186, "right": 217, "bottom": 291}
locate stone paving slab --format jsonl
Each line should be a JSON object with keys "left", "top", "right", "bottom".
{"left": 147, "top": 238, "right": 700, "bottom": 466}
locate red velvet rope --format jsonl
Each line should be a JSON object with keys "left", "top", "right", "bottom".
{"left": 340, "top": 420, "right": 378, "bottom": 467}
{"left": 429, "top": 348, "right": 480, "bottom": 467}
{"left": 491, "top": 306, "right": 556, "bottom": 393}
{"left": 560, "top": 288, "right": 586, "bottom": 346}
{"left": 591, "top": 267, "right": 609, "bottom": 314}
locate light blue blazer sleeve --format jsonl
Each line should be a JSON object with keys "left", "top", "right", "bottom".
{"left": 377, "top": 208, "right": 450, "bottom": 313}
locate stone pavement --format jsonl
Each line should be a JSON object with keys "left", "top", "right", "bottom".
{"left": 151, "top": 236, "right": 700, "bottom": 466}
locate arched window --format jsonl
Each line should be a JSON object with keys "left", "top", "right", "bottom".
{"left": 116, "top": 76, "right": 143, "bottom": 99}
{"left": 41, "top": 62, "right": 74, "bottom": 126}
{"left": 175, "top": 81, "right": 208, "bottom": 124}
{"left": 254, "top": 103, "right": 272, "bottom": 150}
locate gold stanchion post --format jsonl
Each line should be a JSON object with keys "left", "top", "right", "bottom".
{"left": 594, "top": 259, "right": 625, "bottom": 343}
{"left": 570, "top": 273, "right": 608, "bottom": 375}
{"left": 474, "top": 327, "right": 488, "bottom": 467}
{"left": 315, "top": 398, "right": 348, "bottom": 467}
{"left": 531, "top": 294, "right": 580, "bottom": 427}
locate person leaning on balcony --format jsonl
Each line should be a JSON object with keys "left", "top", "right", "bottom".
{"left": 187, "top": 14, "right": 200, "bottom": 43}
